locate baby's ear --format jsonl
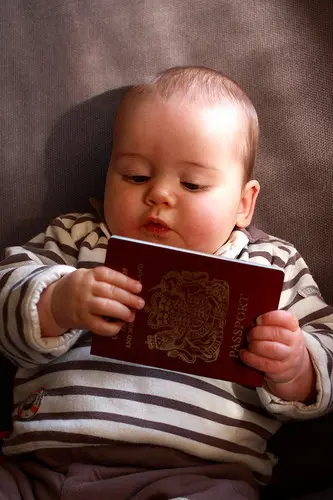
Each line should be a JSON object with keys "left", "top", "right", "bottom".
{"left": 236, "top": 180, "right": 260, "bottom": 228}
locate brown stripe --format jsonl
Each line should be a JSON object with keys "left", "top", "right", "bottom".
{"left": 3, "top": 268, "right": 42, "bottom": 364}
{"left": 15, "top": 267, "right": 55, "bottom": 363}
{"left": 1, "top": 254, "right": 35, "bottom": 265}
{"left": 322, "top": 344, "right": 333, "bottom": 378}
{"left": 14, "top": 359, "right": 271, "bottom": 421}
{"left": 44, "top": 236, "right": 78, "bottom": 259}
{"left": 51, "top": 218, "right": 67, "bottom": 230}
{"left": 0, "top": 269, "right": 17, "bottom": 362}
{"left": 72, "top": 215, "right": 99, "bottom": 225}
{"left": 76, "top": 235, "right": 88, "bottom": 248}
{"left": 4, "top": 266, "right": 50, "bottom": 365}
{"left": 282, "top": 267, "right": 310, "bottom": 291}
{"left": 80, "top": 241, "right": 108, "bottom": 251}
{"left": 282, "top": 252, "right": 298, "bottom": 268}
{"left": 23, "top": 246, "right": 68, "bottom": 265}
{"left": 77, "top": 262, "right": 101, "bottom": 269}
{"left": 249, "top": 251, "right": 286, "bottom": 268}
{"left": 29, "top": 386, "right": 271, "bottom": 440}
{"left": 319, "top": 344, "right": 333, "bottom": 406}
{"left": 60, "top": 215, "right": 77, "bottom": 221}
{"left": 90, "top": 226, "right": 107, "bottom": 239}
{"left": 5, "top": 431, "right": 112, "bottom": 448}
{"left": 275, "top": 245, "right": 292, "bottom": 253}
{"left": 77, "top": 227, "right": 108, "bottom": 249}
{"left": 238, "top": 248, "right": 249, "bottom": 259}
{"left": 25, "top": 241, "right": 45, "bottom": 249}
{"left": 287, "top": 251, "right": 302, "bottom": 264}
{"left": 299, "top": 305, "right": 333, "bottom": 327}
{"left": 3, "top": 435, "right": 272, "bottom": 486}
{"left": 72, "top": 331, "right": 92, "bottom": 348}
{"left": 0, "top": 267, "right": 16, "bottom": 290}
{"left": 242, "top": 226, "right": 269, "bottom": 244}
{"left": 266, "top": 238, "right": 293, "bottom": 248}
{"left": 310, "top": 334, "right": 333, "bottom": 377}
{"left": 248, "top": 251, "right": 274, "bottom": 264}
{"left": 307, "top": 330, "right": 333, "bottom": 340}
{"left": 309, "top": 323, "right": 333, "bottom": 331}
{"left": 11, "top": 411, "right": 268, "bottom": 460}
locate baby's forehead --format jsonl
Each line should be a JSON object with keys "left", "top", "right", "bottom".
{"left": 114, "top": 92, "right": 247, "bottom": 165}
{"left": 118, "top": 90, "right": 245, "bottom": 128}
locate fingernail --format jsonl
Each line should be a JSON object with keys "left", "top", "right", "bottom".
{"left": 134, "top": 282, "right": 142, "bottom": 292}
{"left": 137, "top": 298, "right": 145, "bottom": 308}
{"left": 256, "top": 315, "right": 263, "bottom": 325}
{"left": 129, "top": 311, "right": 135, "bottom": 322}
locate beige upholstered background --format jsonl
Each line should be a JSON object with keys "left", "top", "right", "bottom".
{"left": 1, "top": 0, "right": 332, "bottom": 302}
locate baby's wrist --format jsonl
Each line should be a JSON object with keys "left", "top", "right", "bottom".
{"left": 37, "top": 281, "right": 67, "bottom": 337}
{"left": 265, "top": 348, "right": 317, "bottom": 404}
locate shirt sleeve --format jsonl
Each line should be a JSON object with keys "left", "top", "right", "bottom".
{"left": 257, "top": 246, "right": 333, "bottom": 420}
{"left": 0, "top": 215, "right": 87, "bottom": 368}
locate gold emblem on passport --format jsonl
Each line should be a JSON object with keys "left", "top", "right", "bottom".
{"left": 145, "top": 271, "right": 229, "bottom": 363}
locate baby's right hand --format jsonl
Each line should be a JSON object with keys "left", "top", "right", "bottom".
{"left": 38, "top": 267, "right": 145, "bottom": 337}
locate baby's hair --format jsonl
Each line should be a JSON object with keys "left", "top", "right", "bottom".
{"left": 118, "top": 66, "right": 259, "bottom": 181}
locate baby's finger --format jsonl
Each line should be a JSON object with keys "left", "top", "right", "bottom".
{"left": 93, "top": 266, "right": 142, "bottom": 293}
{"left": 89, "top": 315, "right": 125, "bottom": 337}
{"left": 256, "top": 310, "right": 299, "bottom": 331}
{"left": 240, "top": 349, "right": 283, "bottom": 375}
{"left": 247, "top": 340, "right": 290, "bottom": 361}
{"left": 248, "top": 325, "right": 294, "bottom": 345}
{"left": 91, "top": 297, "right": 136, "bottom": 323}
{"left": 93, "top": 281, "right": 145, "bottom": 311}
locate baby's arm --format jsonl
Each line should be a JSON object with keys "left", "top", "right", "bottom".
{"left": 0, "top": 213, "right": 144, "bottom": 368}
{"left": 0, "top": 238, "right": 76, "bottom": 368}
{"left": 242, "top": 246, "right": 333, "bottom": 414}
{"left": 37, "top": 266, "right": 144, "bottom": 338}
{"left": 241, "top": 310, "right": 316, "bottom": 403}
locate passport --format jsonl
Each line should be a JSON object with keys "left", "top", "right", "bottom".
{"left": 90, "top": 235, "right": 284, "bottom": 387}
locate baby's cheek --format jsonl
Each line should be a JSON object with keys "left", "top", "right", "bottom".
{"left": 105, "top": 192, "right": 134, "bottom": 234}
{"left": 182, "top": 204, "right": 223, "bottom": 246}
{"left": 189, "top": 202, "right": 224, "bottom": 233}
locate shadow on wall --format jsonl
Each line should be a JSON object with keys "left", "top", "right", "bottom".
{"left": 0, "top": 87, "right": 130, "bottom": 254}
{"left": 42, "top": 86, "right": 130, "bottom": 221}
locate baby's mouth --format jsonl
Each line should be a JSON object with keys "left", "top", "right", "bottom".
{"left": 143, "top": 217, "right": 170, "bottom": 234}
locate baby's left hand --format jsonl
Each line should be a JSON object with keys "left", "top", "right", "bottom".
{"left": 240, "top": 310, "right": 316, "bottom": 402}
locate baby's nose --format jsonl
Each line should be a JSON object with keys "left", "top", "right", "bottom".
{"left": 145, "top": 180, "right": 176, "bottom": 206}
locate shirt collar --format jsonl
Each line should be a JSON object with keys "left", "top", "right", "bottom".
{"left": 213, "top": 229, "right": 249, "bottom": 259}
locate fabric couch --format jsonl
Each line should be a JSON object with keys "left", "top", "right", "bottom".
{"left": 1, "top": 1, "right": 333, "bottom": 498}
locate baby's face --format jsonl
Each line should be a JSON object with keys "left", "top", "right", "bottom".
{"left": 104, "top": 94, "right": 258, "bottom": 254}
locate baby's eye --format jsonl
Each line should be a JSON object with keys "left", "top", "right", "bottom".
{"left": 182, "top": 182, "right": 204, "bottom": 191}
{"left": 124, "top": 175, "right": 150, "bottom": 184}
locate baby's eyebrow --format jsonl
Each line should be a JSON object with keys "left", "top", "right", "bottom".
{"left": 180, "top": 160, "right": 219, "bottom": 171}
{"left": 114, "top": 152, "right": 148, "bottom": 161}
{"left": 114, "top": 154, "right": 219, "bottom": 172}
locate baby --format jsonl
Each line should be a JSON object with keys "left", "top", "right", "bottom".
{"left": 0, "top": 66, "right": 332, "bottom": 500}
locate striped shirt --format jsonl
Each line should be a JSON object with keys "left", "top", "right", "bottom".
{"left": 0, "top": 212, "right": 332, "bottom": 484}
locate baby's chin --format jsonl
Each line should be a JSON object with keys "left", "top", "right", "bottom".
{"left": 111, "top": 229, "right": 216, "bottom": 254}
{"left": 139, "top": 233, "right": 183, "bottom": 248}
{"left": 135, "top": 234, "right": 215, "bottom": 254}
{"left": 129, "top": 229, "right": 188, "bottom": 250}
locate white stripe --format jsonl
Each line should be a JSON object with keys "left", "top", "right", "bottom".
{"left": 6, "top": 419, "right": 275, "bottom": 478}
{"left": 13, "top": 353, "right": 276, "bottom": 430}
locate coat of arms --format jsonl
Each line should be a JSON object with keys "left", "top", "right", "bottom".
{"left": 145, "top": 271, "right": 229, "bottom": 363}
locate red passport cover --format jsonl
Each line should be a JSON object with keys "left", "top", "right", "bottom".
{"left": 90, "top": 236, "right": 284, "bottom": 387}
